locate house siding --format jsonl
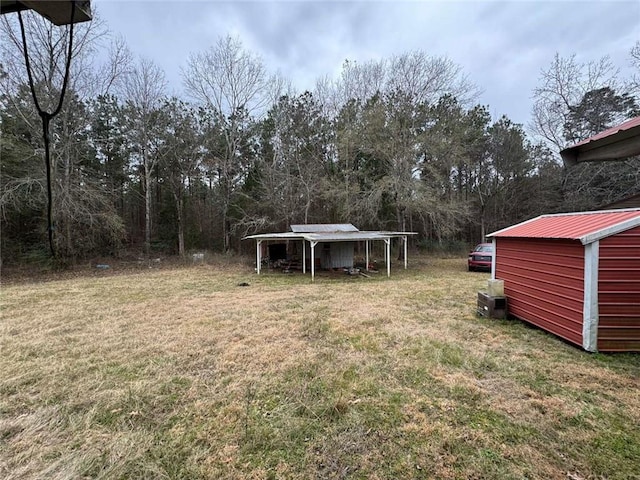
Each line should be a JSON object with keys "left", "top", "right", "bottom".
{"left": 597, "top": 225, "right": 640, "bottom": 351}
{"left": 495, "top": 238, "right": 585, "bottom": 346}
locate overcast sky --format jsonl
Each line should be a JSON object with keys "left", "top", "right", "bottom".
{"left": 93, "top": 0, "right": 639, "bottom": 129}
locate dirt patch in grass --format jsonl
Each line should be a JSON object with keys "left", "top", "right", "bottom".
{"left": 1, "top": 256, "right": 639, "bottom": 479}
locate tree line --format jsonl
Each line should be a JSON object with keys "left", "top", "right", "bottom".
{"left": 1, "top": 13, "right": 639, "bottom": 263}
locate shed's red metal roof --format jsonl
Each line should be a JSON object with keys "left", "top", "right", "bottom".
{"left": 488, "top": 209, "right": 640, "bottom": 244}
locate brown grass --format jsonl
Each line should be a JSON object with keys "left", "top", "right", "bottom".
{"left": 1, "top": 256, "right": 639, "bottom": 479}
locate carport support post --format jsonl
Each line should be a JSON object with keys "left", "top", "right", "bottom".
{"left": 256, "top": 240, "right": 262, "bottom": 275}
{"left": 384, "top": 238, "right": 390, "bottom": 277}
{"left": 302, "top": 240, "right": 306, "bottom": 274}
{"left": 403, "top": 235, "right": 408, "bottom": 269}
{"left": 310, "top": 241, "right": 318, "bottom": 281}
{"left": 383, "top": 239, "right": 387, "bottom": 264}
{"left": 365, "top": 240, "right": 370, "bottom": 271}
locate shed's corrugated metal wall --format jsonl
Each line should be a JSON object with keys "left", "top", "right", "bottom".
{"left": 598, "top": 225, "right": 640, "bottom": 351}
{"left": 308, "top": 242, "right": 355, "bottom": 269}
{"left": 496, "top": 238, "right": 585, "bottom": 346}
{"left": 326, "top": 242, "right": 354, "bottom": 268}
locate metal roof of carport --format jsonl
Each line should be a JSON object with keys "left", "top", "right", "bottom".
{"left": 560, "top": 116, "right": 640, "bottom": 166}
{"left": 0, "top": 0, "right": 92, "bottom": 25}
{"left": 243, "top": 232, "right": 304, "bottom": 241}
{"left": 291, "top": 224, "right": 358, "bottom": 233}
{"left": 243, "top": 231, "right": 417, "bottom": 242}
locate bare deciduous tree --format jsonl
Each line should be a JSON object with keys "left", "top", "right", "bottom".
{"left": 315, "top": 50, "right": 479, "bottom": 114}
{"left": 530, "top": 53, "right": 620, "bottom": 151}
{"left": 123, "top": 57, "right": 167, "bottom": 257}
{"left": 183, "top": 35, "right": 272, "bottom": 251}
{"left": 628, "top": 41, "right": 640, "bottom": 100}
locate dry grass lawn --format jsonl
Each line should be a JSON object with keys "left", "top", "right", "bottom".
{"left": 1, "top": 256, "right": 639, "bottom": 479}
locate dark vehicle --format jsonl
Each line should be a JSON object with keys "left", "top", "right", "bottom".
{"left": 468, "top": 243, "right": 493, "bottom": 272}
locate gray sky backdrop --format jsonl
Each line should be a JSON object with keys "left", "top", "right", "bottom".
{"left": 94, "top": 0, "right": 640, "bottom": 130}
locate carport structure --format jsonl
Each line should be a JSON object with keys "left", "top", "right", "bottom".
{"left": 244, "top": 224, "right": 417, "bottom": 280}
{"left": 560, "top": 116, "right": 640, "bottom": 166}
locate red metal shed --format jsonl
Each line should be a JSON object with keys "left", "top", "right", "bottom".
{"left": 487, "top": 209, "right": 640, "bottom": 352}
